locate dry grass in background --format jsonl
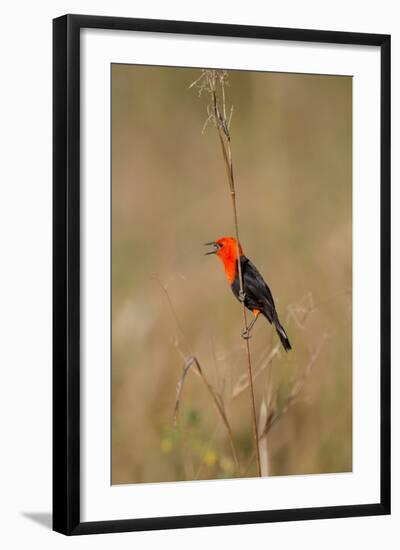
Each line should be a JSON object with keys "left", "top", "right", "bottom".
{"left": 111, "top": 64, "right": 352, "bottom": 484}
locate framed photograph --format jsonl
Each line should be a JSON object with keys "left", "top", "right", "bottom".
{"left": 53, "top": 14, "right": 390, "bottom": 535}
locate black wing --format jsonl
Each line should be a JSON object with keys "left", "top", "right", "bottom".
{"left": 231, "top": 256, "right": 291, "bottom": 351}
{"left": 231, "top": 256, "right": 276, "bottom": 321}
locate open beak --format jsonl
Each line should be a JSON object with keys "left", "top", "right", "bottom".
{"left": 204, "top": 241, "right": 219, "bottom": 255}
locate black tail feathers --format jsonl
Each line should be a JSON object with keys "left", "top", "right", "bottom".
{"left": 275, "top": 320, "right": 292, "bottom": 352}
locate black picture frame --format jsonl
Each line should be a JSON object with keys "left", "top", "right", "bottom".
{"left": 53, "top": 14, "right": 391, "bottom": 535}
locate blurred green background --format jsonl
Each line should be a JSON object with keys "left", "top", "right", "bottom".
{"left": 111, "top": 65, "right": 352, "bottom": 484}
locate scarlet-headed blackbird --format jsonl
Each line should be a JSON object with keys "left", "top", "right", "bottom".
{"left": 205, "top": 236, "right": 291, "bottom": 352}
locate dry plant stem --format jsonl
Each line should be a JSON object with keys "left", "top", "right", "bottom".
{"left": 192, "top": 357, "right": 240, "bottom": 472}
{"left": 207, "top": 71, "right": 262, "bottom": 477}
{"left": 243, "top": 335, "right": 327, "bottom": 474}
{"left": 174, "top": 356, "right": 240, "bottom": 473}
{"left": 156, "top": 278, "right": 240, "bottom": 472}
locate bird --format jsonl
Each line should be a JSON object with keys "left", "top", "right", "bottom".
{"left": 205, "top": 236, "right": 291, "bottom": 352}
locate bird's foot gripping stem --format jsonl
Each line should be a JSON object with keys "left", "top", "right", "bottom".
{"left": 241, "top": 327, "right": 252, "bottom": 340}
{"left": 240, "top": 311, "right": 259, "bottom": 340}
{"left": 238, "top": 290, "right": 246, "bottom": 303}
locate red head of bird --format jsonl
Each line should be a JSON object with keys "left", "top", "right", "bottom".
{"left": 205, "top": 236, "right": 243, "bottom": 283}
